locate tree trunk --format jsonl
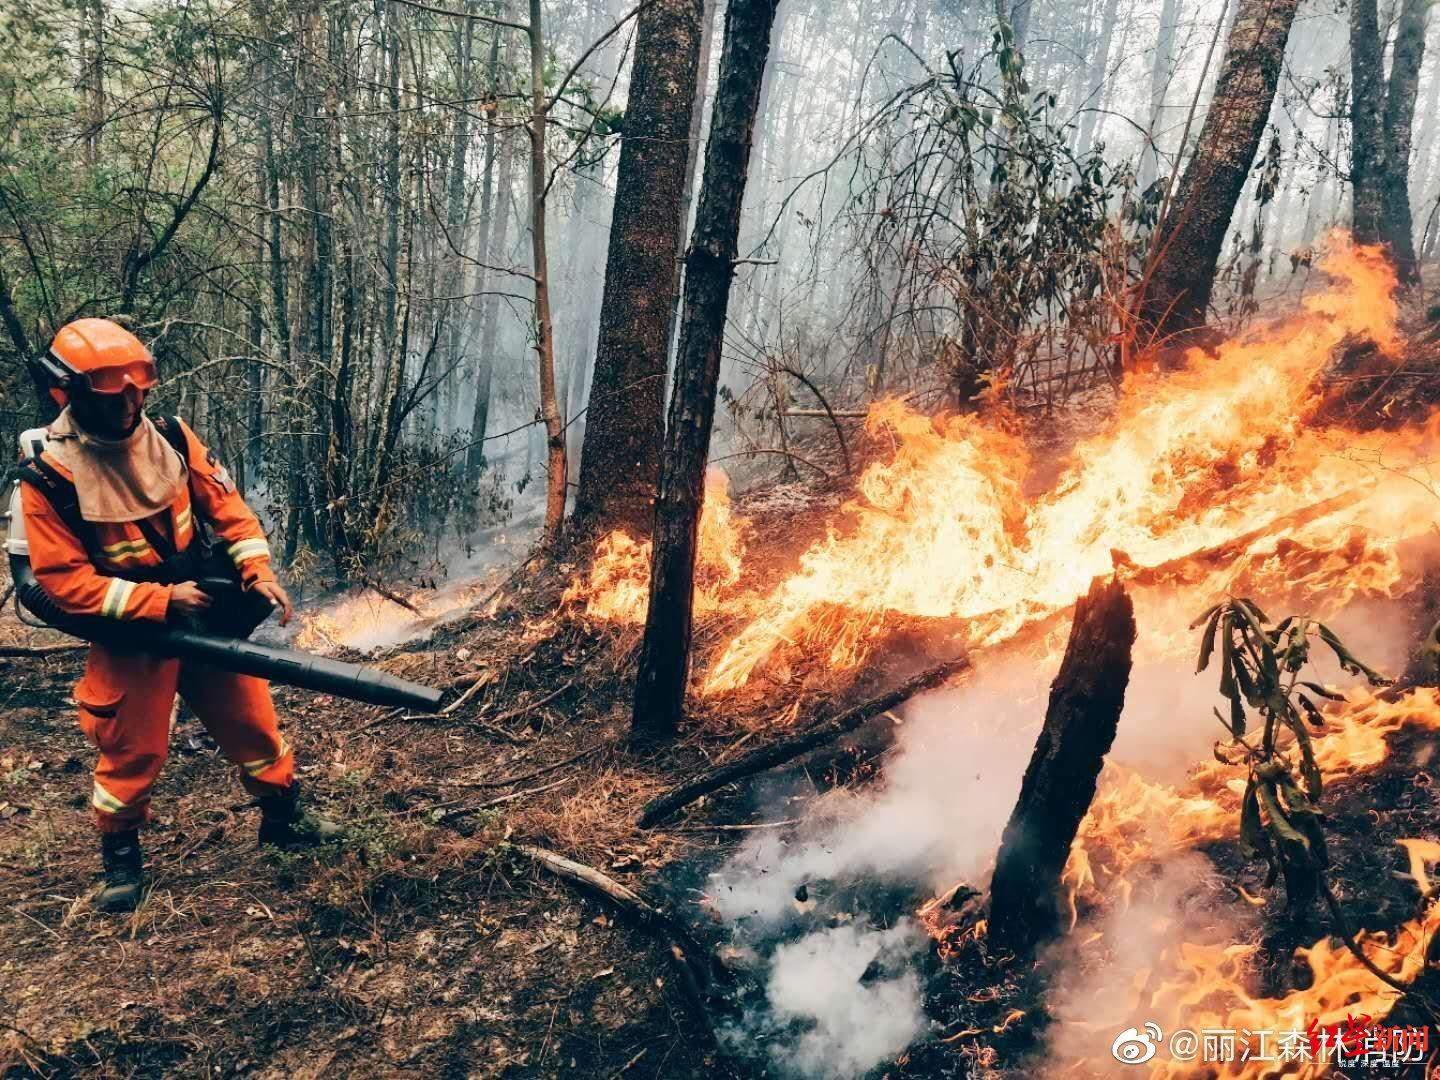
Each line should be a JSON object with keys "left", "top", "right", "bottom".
{"left": 1380, "top": 0, "right": 1429, "bottom": 285}
{"left": 1073, "top": 0, "right": 1122, "bottom": 158}
{"left": 1138, "top": 0, "right": 1180, "bottom": 192}
{"left": 573, "top": 0, "right": 705, "bottom": 540}
{"left": 667, "top": 0, "right": 719, "bottom": 359}
{"left": 529, "top": 0, "right": 567, "bottom": 543}
{"left": 466, "top": 23, "right": 507, "bottom": 483}
{"left": 631, "top": 0, "right": 782, "bottom": 745}
{"left": 82, "top": 0, "right": 106, "bottom": 170}
{"left": 442, "top": 0, "right": 478, "bottom": 422}
{"left": 1130, "top": 0, "right": 1299, "bottom": 357}
{"left": 987, "top": 577, "right": 1136, "bottom": 955}
{"left": 469, "top": 130, "right": 514, "bottom": 480}
{"left": 1349, "top": 0, "right": 1388, "bottom": 249}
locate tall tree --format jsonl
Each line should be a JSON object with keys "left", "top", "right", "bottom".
{"left": 527, "top": 0, "right": 567, "bottom": 543}
{"left": 1138, "top": 0, "right": 1181, "bottom": 192}
{"left": 573, "top": 0, "right": 704, "bottom": 540}
{"left": 1129, "top": 0, "right": 1300, "bottom": 357}
{"left": 631, "top": 0, "right": 782, "bottom": 744}
{"left": 1072, "top": 0, "right": 1123, "bottom": 158}
{"left": 1351, "top": 0, "right": 1430, "bottom": 284}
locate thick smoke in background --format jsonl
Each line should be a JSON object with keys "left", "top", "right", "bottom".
{"left": 704, "top": 584, "right": 1415, "bottom": 1078}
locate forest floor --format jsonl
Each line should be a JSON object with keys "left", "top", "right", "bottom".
{"left": 0, "top": 461, "right": 889, "bottom": 1079}
{"left": 5, "top": 330, "right": 1440, "bottom": 1077}
{"left": 6, "top": 525, "right": 1439, "bottom": 1080}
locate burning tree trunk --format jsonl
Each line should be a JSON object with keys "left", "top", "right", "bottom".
{"left": 988, "top": 577, "right": 1136, "bottom": 955}
{"left": 574, "top": 0, "right": 705, "bottom": 541}
{"left": 1129, "top": 0, "right": 1299, "bottom": 358}
{"left": 631, "top": 0, "right": 782, "bottom": 744}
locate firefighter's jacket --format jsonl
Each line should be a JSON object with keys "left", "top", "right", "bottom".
{"left": 16, "top": 418, "right": 276, "bottom": 623}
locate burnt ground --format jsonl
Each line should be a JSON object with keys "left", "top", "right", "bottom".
{"left": 6, "top": 571, "right": 1439, "bottom": 1080}
{"left": 5, "top": 396, "right": 1440, "bottom": 1079}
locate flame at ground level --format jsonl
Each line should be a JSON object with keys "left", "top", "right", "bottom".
{"left": 1135, "top": 841, "right": 1440, "bottom": 1079}
{"left": 703, "top": 238, "right": 1422, "bottom": 694}
{"left": 1066, "top": 687, "right": 1440, "bottom": 923}
{"left": 563, "top": 468, "right": 750, "bottom": 623}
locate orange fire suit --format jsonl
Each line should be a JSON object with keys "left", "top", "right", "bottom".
{"left": 19, "top": 419, "right": 294, "bottom": 833}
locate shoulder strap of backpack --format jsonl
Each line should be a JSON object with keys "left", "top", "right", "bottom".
{"left": 152, "top": 414, "right": 217, "bottom": 545}
{"left": 12, "top": 455, "right": 101, "bottom": 560}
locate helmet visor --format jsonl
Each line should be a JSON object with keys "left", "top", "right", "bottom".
{"left": 64, "top": 355, "right": 158, "bottom": 394}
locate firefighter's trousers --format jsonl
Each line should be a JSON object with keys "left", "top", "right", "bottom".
{"left": 75, "top": 644, "right": 294, "bottom": 833}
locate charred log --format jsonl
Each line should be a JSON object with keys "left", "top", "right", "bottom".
{"left": 987, "top": 577, "right": 1136, "bottom": 955}
{"left": 638, "top": 655, "right": 969, "bottom": 828}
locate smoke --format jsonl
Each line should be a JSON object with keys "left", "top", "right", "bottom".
{"left": 702, "top": 582, "right": 1416, "bottom": 1078}
{"left": 723, "top": 920, "right": 930, "bottom": 1079}
{"left": 1039, "top": 853, "right": 1255, "bottom": 1072}
{"left": 284, "top": 512, "right": 542, "bottom": 654}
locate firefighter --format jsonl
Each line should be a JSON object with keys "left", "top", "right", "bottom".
{"left": 15, "top": 318, "right": 340, "bottom": 913}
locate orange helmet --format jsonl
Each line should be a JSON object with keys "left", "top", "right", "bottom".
{"left": 39, "top": 318, "right": 158, "bottom": 406}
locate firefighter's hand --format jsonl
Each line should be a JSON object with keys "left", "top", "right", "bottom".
{"left": 170, "top": 581, "right": 213, "bottom": 618}
{"left": 253, "top": 580, "right": 294, "bottom": 626}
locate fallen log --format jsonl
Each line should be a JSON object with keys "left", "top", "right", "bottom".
{"left": 638, "top": 655, "right": 969, "bottom": 828}
{"left": 987, "top": 576, "right": 1135, "bottom": 955}
{"left": 1127, "top": 489, "right": 1366, "bottom": 588}
{"left": 516, "top": 844, "right": 727, "bottom": 1028}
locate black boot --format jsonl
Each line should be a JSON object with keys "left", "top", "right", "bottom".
{"left": 98, "top": 830, "right": 144, "bottom": 913}
{"left": 257, "top": 783, "right": 343, "bottom": 849}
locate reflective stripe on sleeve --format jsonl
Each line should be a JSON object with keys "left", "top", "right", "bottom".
{"left": 227, "top": 537, "right": 270, "bottom": 565}
{"left": 101, "top": 578, "right": 137, "bottom": 619}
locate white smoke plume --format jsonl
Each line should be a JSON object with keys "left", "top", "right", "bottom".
{"left": 1040, "top": 852, "right": 1254, "bottom": 1072}
{"left": 702, "top": 584, "right": 1415, "bottom": 1078}
{"left": 738, "top": 920, "right": 929, "bottom": 1078}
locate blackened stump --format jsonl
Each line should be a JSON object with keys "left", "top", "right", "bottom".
{"left": 987, "top": 577, "right": 1136, "bottom": 955}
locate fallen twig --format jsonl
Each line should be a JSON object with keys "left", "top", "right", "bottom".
{"left": 445, "top": 669, "right": 490, "bottom": 689}
{"left": 483, "top": 680, "right": 574, "bottom": 725}
{"left": 675, "top": 818, "right": 800, "bottom": 833}
{"left": 462, "top": 744, "right": 601, "bottom": 790}
{"left": 441, "top": 669, "right": 498, "bottom": 715}
{"left": 638, "top": 655, "right": 969, "bottom": 828}
{"left": 515, "top": 844, "right": 727, "bottom": 1027}
{"left": 0, "top": 643, "right": 86, "bottom": 658}
{"left": 428, "top": 774, "right": 577, "bottom": 821}
{"left": 362, "top": 577, "right": 423, "bottom": 615}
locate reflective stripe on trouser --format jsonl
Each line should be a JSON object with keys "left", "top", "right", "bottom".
{"left": 75, "top": 645, "right": 294, "bottom": 833}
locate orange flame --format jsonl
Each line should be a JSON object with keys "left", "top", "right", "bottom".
{"left": 1064, "top": 688, "right": 1440, "bottom": 923}
{"left": 1136, "top": 839, "right": 1440, "bottom": 1078}
{"left": 564, "top": 468, "right": 751, "bottom": 623}
{"left": 704, "top": 238, "right": 1420, "bottom": 694}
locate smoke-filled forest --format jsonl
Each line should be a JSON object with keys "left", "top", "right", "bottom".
{"left": 2, "top": 0, "right": 1440, "bottom": 1074}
